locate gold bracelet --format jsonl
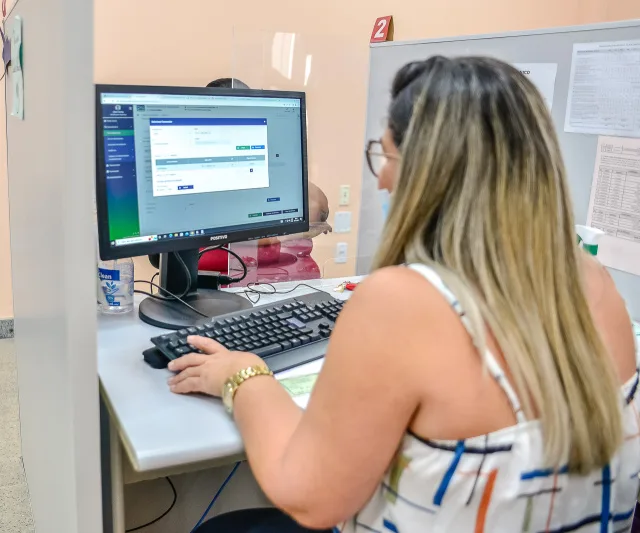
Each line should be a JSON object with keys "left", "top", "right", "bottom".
{"left": 222, "top": 365, "right": 274, "bottom": 414}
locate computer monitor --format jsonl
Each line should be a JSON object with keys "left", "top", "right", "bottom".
{"left": 95, "top": 85, "right": 310, "bottom": 329}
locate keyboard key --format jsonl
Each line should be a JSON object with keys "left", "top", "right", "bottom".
{"left": 196, "top": 325, "right": 206, "bottom": 333}
{"left": 223, "top": 327, "right": 233, "bottom": 334}
{"left": 299, "top": 335, "right": 311, "bottom": 345}
{"left": 175, "top": 346, "right": 190, "bottom": 355}
{"left": 231, "top": 326, "right": 240, "bottom": 332}
{"left": 290, "top": 338, "right": 302, "bottom": 348}
{"left": 253, "top": 344, "right": 283, "bottom": 358}
{"left": 309, "top": 333, "right": 321, "bottom": 342}
{"left": 277, "top": 312, "right": 293, "bottom": 320}
{"left": 245, "top": 343, "right": 255, "bottom": 351}
{"left": 177, "top": 329, "right": 189, "bottom": 337}
{"left": 298, "top": 314, "right": 311, "bottom": 323}
{"left": 168, "top": 341, "right": 179, "bottom": 349}
{"left": 281, "top": 340, "right": 292, "bottom": 350}
{"left": 187, "top": 327, "right": 198, "bottom": 334}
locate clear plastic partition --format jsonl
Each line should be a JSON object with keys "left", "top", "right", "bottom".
{"left": 224, "top": 29, "right": 374, "bottom": 288}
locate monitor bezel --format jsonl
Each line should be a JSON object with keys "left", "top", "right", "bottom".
{"left": 95, "top": 84, "right": 310, "bottom": 261}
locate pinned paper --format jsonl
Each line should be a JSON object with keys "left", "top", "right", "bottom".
{"left": 586, "top": 136, "right": 640, "bottom": 275}
{"left": 513, "top": 63, "right": 558, "bottom": 110}
{"left": 565, "top": 40, "right": 640, "bottom": 136}
{"left": 10, "top": 15, "right": 23, "bottom": 120}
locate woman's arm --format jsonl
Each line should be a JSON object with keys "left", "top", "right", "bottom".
{"left": 168, "top": 267, "right": 442, "bottom": 528}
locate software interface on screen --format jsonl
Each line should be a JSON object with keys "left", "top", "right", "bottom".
{"left": 99, "top": 91, "right": 305, "bottom": 247}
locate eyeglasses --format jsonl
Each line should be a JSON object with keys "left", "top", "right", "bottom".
{"left": 365, "top": 139, "right": 400, "bottom": 178}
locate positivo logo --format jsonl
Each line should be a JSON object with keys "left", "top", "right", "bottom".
{"left": 210, "top": 235, "right": 228, "bottom": 242}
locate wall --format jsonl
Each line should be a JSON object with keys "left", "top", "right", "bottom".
{"left": 0, "top": 80, "right": 11, "bottom": 319}
{"left": 91, "top": 0, "right": 640, "bottom": 285}
{"left": 0, "top": 2, "right": 633, "bottom": 319}
{"left": 7, "top": 0, "right": 101, "bottom": 532}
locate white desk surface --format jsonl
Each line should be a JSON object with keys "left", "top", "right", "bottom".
{"left": 98, "top": 277, "right": 357, "bottom": 473}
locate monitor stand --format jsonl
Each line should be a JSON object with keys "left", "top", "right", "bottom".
{"left": 138, "top": 249, "right": 252, "bottom": 330}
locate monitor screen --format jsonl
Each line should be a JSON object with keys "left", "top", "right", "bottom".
{"left": 95, "top": 85, "right": 309, "bottom": 260}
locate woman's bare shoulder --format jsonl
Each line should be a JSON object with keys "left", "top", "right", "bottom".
{"left": 581, "top": 254, "right": 637, "bottom": 381}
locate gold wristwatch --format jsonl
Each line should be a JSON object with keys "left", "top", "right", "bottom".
{"left": 222, "top": 365, "right": 274, "bottom": 414}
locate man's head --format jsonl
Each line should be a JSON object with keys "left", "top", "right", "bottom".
{"left": 206, "top": 78, "right": 250, "bottom": 89}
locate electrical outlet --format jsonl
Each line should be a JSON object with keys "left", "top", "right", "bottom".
{"left": 335, "top": 243, "right": 348, "bottom": 264}
{"left": 339, "top": 185, "right": 351, "bottom": 206}
{"left": 334, "top": 211, "right": 352, "bottom": 233}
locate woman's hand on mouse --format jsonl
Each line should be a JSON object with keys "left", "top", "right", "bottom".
{"left": 167, "top": 336, "right": 263, "bottom": 397}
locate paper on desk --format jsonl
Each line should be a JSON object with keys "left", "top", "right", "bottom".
{"left": 564, "top": 40, "right": 640, "bottom": 136}
{"left": 513, "top": 63, "right": 557, "bottom": 110}
{"left": 280, "top": 374, "right": 318, "bottom": 397}
{"left": 586, "top": 136, "right": 640, "bottom": 275}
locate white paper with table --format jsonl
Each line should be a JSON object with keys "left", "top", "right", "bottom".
{"left": 586, "top": 136, "right": 640, "bottom": 275}
{"left": 564, "top": 40, "right": 640, "bottom": 137}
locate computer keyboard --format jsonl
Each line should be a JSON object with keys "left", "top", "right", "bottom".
{"left": 149, "top": 291, "right": 345, "bottom": 373}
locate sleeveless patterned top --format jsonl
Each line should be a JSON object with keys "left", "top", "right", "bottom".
{"left": 336, "top": 264, "right": 640, "bottom": 533}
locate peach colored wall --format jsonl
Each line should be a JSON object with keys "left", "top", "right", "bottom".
{"left": 92, "top": 0, "right": 640, "bottom": 284}
{"left": 2, "top": 1, "right": 639, "bottom": 319}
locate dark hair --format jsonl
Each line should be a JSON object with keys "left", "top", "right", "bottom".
{"left": 206, "top": 78, "right": 250, "bottom": 89}
{"left": 387, "top": 60, "right": 438, "bottom": 148}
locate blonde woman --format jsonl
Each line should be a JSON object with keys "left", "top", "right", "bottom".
{"left": 168, "top": 57, "right": 640, "bottom": 533}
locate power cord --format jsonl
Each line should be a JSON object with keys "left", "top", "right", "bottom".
{"left": 133, "top": 280, "right": 209, "bottom": 318}
{"left": 134, "top": 251, "right": 207, "bottom": 317}
{"left": 242, "top": 282, "right": 333, "bottom": 305}
{"left": 125, "top": 477, "right": 177, "bottom": 532}
{"left": 190, "top": 462, "right": 242, "bottom": 532}
{"left": 150, "top": 272, "right": 159, "bottom": 294}
{"left": 199, "top": 246, "right": 248, "bottom": 285}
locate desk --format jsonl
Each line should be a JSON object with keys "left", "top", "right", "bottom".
{"left": 98, "top": 277, "right": 358, "bottom": 533}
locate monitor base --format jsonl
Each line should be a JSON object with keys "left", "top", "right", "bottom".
{"left": 139, "top": 289, "right": 252, "bottom": 330}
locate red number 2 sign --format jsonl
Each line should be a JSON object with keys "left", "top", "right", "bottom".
{"left": 370, "top": 16, "right": 393, "bottom": 43}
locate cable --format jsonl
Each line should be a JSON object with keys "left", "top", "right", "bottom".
{"left": 126, "top": 477, "right": 177, "bottom": 532}
{"left": 199, "top": 245, "right": 248, "bottom": 285}
{"left": 243, "top": 282, "right": 333, "bottom": 305}
{"left": 170, "top": 251, "right": 193, "bottom": 300}
{"left": 150, "top": 272, "right": 159, "bottom": 295}
{"left": 134, "top": 280, "right": 209, "bottom": 318}
{"left": 190, "top": 462, "right": 241, "bottom": 532}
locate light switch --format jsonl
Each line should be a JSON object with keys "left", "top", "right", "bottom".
{"left": 335, "top": 243, "right": 348, "bottom": 264}
{"left": 334, "top": 211, "right": 352, "bottom": 233}
{"left": 339, "top": 185, "right": 351, "bottom": 206}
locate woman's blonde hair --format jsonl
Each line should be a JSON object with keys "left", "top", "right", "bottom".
{"left": 375, "top": 56, "right": 622, "bottom": 474}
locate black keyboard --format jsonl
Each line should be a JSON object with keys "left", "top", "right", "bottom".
{"left": 150, "top": 292, "right": 345, "bottom": 373}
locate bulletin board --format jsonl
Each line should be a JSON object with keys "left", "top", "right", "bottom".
{"left": 357, "top": 20, "right": 640, "bottom": 318}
